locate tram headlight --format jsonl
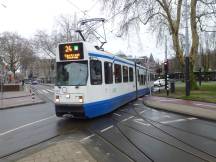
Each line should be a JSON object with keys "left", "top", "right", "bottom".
{"left": 79, "top": 96, "right": 83, "bottom": 103}
{"left": 55, "top": 95, "right": 60, "bottom": 102}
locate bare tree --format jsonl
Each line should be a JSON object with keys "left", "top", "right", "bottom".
{"left": 34, "top": 30, "right": 59, "bottom": 58}
{"left": 55, "top": 14, "right": 78, "bottom": 42}
{"left": 19, "top": 40, "right": 35, "bottom": 75}
{"left": 0, "top": 32, "right": 28, "bottom": 77}
{"left": 34, "top": 14, "right": 78, "bottom": 58}
{"left": 100, "top": 0, "right": 216, "bottom": 89}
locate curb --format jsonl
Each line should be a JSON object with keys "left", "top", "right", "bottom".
{"left": 0, "top": 95, "right": 30, "bottom": 100}
{"left": 0, "top": 100, "right": 46, "bottom": 110}
{"left": 143, "top": 99, "right": 216, "bottom": 122}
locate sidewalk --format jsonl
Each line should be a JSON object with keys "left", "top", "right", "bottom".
{"left": 15, "top": 138, "right": 96, "bottom": 162}
{"left": 0, "top": 85, "right": 45, "bottom": 109}
{"left": 143, "top": 96, "right": 216, "bottom": 121}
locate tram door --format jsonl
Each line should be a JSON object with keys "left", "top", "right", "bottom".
{"left": 104, "top": 61, "right": 113, "bottom": 99}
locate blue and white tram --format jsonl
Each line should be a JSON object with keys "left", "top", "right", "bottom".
{"left": 55, "top": 41, "right": 153, "bottom": 118}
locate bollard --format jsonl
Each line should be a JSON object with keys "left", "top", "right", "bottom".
{"left": 32, "top": 92, "right": 35, "bottom": 102}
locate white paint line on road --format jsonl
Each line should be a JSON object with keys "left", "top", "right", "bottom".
{"left": 46, "top": 89, "right": 54, "bottom": 93}
{"left": 187, "top": 117, "right": 197, "bottom": 120}
{"left": 133, "top": 103, "right": 140, "bottom": 106}
{"left": 80, "top": 134, "right": 95, "bottom": 142}
{"left": 0, "top": 116, "right": 55, "bottom": 136}
{"left": 195, "top": 103, "right": 216, "bottom": 108}
{"left": 100, "top": 125, "right": 114, "bottom": 133}
{"left": 133, "top": 119, "right": 151, "bottom": 126}
{"left": 140, "top": 110, "right": 146, "bottom": 114}
{"left": 163, "top": 115, "right": 171, "bottom": 118}
{"left": 113, "top": 113, "right": 121, "bottom": 117}
{"left": 122, "top": 116, "right": 134, "bottom": 122}
{"left": 42, "top": 90, "right": 49, "bottom": 94}
{"left": 161, "top": 119, "right": 186, "bottom": 124}
{"left": 37, "top": 90, "right": 42, "bottom": 94}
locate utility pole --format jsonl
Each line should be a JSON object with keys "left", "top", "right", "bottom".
{"left": 165, "top": 36, "right": 169, "bottom": 96}
{"left": 185, "top": 0, "right": 190, "bottom": 96}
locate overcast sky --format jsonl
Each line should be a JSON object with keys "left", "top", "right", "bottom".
{"left": 0, "top": 0, "right": 165, "bottom": 61}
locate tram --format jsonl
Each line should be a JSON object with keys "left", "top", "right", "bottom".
{"left": 54, "top": 41, "right": 154, "bottom": 118}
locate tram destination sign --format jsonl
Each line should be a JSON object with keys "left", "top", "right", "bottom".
{"left": 59, "top": 43, "right": 84, "bottom": 60}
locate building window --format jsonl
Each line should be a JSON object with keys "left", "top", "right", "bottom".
{"left": 123, "top": 66, "right": 128, "bottom": 82}
{"left": 129, "top": 67, "right": 134, "bottom": 82}
{"left": 114, "top": 64, "right": 122, "bottom": 83}
{"left": 90, "top": 60, "right": 102, "bottom": 85}
{"left": 104, "top": 62, "right": 113, "bottom": 84}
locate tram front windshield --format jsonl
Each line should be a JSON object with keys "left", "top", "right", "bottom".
{"left": 56, "top": 61, "right": 88, "bottom": 86}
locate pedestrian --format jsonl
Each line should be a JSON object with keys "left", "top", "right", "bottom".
{"left": 22, "top": 79, "right": 24, "bottom": 86}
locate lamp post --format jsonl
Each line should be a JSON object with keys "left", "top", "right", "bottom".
{"left": 185, "top": 0, "right": 190, "bottom": 96}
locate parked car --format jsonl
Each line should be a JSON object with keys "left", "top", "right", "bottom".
{"left": 154, "top": 79, "right": 165, "bottom": 87}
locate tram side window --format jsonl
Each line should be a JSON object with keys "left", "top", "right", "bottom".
{"left": 90, "top": 60, "right": 102, "bottom": 85}
{"left": 114, "top": 64, "right": 122, "bottom": 83}
{"left": 137, "top": 70, "right": 140, "bottom": 83}
{"left": 129, "top": 67, "right": 134, "bottom": 82}
{"left": 140, "top": 74, "right": 144, "bottom": 85}
{"left": 104, "top": 62, "right": 113, "bottom": 84}
{"left": 144, "top": 75, "right": 146, "bottom": 85}
{"left": 123, "top": 66, "right": 128, "bottom": 82}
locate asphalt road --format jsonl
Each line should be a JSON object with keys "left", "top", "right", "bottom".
{"left": 0, "top": 84, "right": 216, "bottom": 162}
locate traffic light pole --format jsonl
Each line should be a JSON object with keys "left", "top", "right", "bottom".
{"left": 164, "top": 61, "right": 169, "bottom": 96}
{"left": 185, "top": 57, "right": 190, "bottom": 96}
{"left": 165, "top": 36, "right": 169, "bottom": 96}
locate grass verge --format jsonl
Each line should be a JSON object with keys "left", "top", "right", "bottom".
{"left": 153, "top": 81, "right": 216, "bottom": 103}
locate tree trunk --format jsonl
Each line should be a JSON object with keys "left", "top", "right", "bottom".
{"left": 189, "top": 62, "right": 198, "bottom": 90}
{"left": 189, "top": 0, "right": 199, "bottom": 90}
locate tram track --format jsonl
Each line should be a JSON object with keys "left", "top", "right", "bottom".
{"left": 88, "top": 119, "right": 154, "bottom": 162}
{"left": 124, "top": 103, "right": 216, "bottom": 142}
{"left": 115, "top": 106, "right": 216, "bottom": 162}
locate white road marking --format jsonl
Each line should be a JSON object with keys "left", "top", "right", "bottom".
{"left": 80, "top": 134, "right": 95, "bottom": 142}
{"left": 133, "top": 119, "right": 150, "bottom": 126}
{"left": 46, "top": 89, "right": 54, "bottom": 93}
{"left": 37, "top": 90, "right": 42, "bottom": 94}
{"left": 195, "top": 103, "right": 216, "bottom": 108}
{"left": 163, "top": 115, "right": 171, "bottom": 118}
{"left": 100, "top": 125, "right": 114, "bottom": 133}
{"left": 42, "top": 90, "right": 49, "bottom": 94}
{"left": 138, "top": 98, "right": 143, "bottom": 100}
{"left": 187, "top": 117, "right": 197, "bottom": 120}
{"left": 133, "top": 103, "right": 140, "bottom": 106}
{"left": 140, "top": 110, "right": 146, "bottom": 114}
{"left": 113, "top": 113, "right": 121, "bottom": 117}
{"left": 161, "top": 119, "right": 186, "bottom": 124}
{"left": 122, "top": 116, "right": 134, "bottom": 122}
{"left": 0, "top": 116, "right": 55, "bottom": 136}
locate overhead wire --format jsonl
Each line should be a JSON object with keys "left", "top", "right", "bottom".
{"left": 65, "top": 0, "right": 125, "bottom": 39}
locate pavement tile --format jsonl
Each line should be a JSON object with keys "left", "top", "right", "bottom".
{"left": 16, "top": 139, "right": 96, "bottom": 162}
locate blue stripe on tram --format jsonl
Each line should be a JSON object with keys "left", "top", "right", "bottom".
{"left": 83, "top": 88, "right": 150, "bottom": 118}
